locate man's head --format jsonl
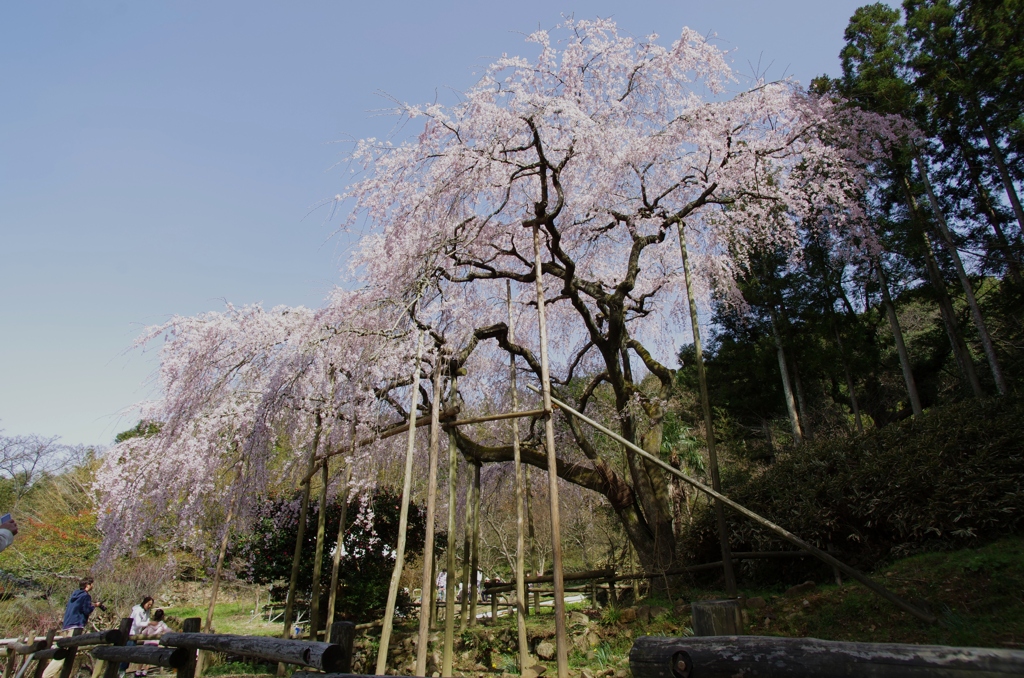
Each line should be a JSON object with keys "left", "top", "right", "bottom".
{"left": 79, "top": 577, "right": 94, "bottom": 591}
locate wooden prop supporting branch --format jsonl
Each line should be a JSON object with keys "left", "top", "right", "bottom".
{"left": 459, "top": 460, "right": 473, "bottom": 633}
{"left": 415, "top": 361, "right": 444, "bottom": 676}
{"left": 442, "top": 378, "right": 458, "bottom": 677}
{"left": 529, "top": 386, "right": 937, "bottom": 624}
{"left": 283, "top": 412, "right": 323, "bottom": 642}
{"left": 507, "top": 281, "right": 529, "bottom": 671}
{"left": 205, "top": 498, "right": 236, "bottom": 632}
{"left": 325, "top": 423, "right": 355, "bottom": 639}
{"left": 310, "top": 454, "right": 331, "bottom": 639}
{"left": 677, "top": 223, "right": 736, "bottom": 596}
{"left": 532, "top": 223, "right": 569, "bottom": 678}
{"left": 469, "top": 462, "right": 481, "bottom": 626}
{"left": 375, "top": 330, "right": 425, "bottom": 676}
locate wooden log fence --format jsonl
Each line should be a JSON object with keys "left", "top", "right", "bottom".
{"left": 630, "top": 635, "right": 1024, "bottom": 678}
{"left": 0, "top": 618, "right": 357, "bottom": 678}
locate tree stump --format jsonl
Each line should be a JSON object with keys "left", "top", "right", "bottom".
{"left": 691, "top": 600, "right": 743, "bottom": 636}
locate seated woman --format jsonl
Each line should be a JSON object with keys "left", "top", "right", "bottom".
{"left": 130, "top": 610, "right": 172, "bottom": 677}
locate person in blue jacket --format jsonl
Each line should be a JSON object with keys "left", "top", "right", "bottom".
{"left": 63, "top": 577, "right": 101, "bottom": 630}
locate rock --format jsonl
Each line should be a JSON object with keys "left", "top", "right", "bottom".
{"left": 746, "top": 596, "right": 767, "bottom": 610}
{"left": 614, "top": 670, "right": 628, "bottom": 678}
{"left": 536, "top": 641, "right": 556, "bottom": 661}
{"left": 570, "top": 611, "right": 591, "bottom": 626}
{"left": 784, "top": 580, "right": 816, "bottom": 597}
{"left": 521, "top": 669, "right": 540, "bottom": 678}
{"left": 648, "top": 605, "right": 668, "bottom": 619}
{"left": 587, "top": 631, "right": 601, "bottom": 648}
{"left": 573, "top": 634, "right": 589, "bottom": 652}
{"left": 618, "top": 607, "right": 637, "bottom": 623}
{"left": 580, "top": 670, "right": 595, "bottom": 678}
{"left": 636, "top": 605, "right": 651, "bottom": 623}
{"left": 802, "top": 599, "right": 811, "bottom": 608}
{"left": 673, "top": 602, "right": 691, "bottom": 617}
{"left": 532, "top": 665, "right": 547, "bottom": 676}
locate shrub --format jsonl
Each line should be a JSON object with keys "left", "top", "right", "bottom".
{"left": 682, "top": 395, "right": 1024, "bottom": 584}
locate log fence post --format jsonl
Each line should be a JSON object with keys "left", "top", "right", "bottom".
{"left": 101, "top": 620, "right": 131, "bottom": 678}
{"left": 32, "top": 631, "right": 55, "bottom": 678}
{"left": 58, "top": 629, "right": 84, "bottom": 678}
{"left": 176, "top": 618, "right": 201, "bottom": 678}
{"left": 328, "top": 622, "right": 355, "bottom": 674}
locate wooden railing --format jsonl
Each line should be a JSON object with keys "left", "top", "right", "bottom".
{"left": 1, "top": 617, "right": 356, "bottom": 678}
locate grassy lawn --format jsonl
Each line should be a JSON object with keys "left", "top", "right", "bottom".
{"left": 163, "top": 601, "right": 282, "bottom": 636}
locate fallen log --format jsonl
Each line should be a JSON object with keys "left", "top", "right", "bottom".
{"left": 90, "top": 646, "right": 187, "bottom": 669}
{"left": 159, "top": 634, "right": 344, "bottom": 672}
{"left": 630, "top": 635, "right": 1024, "bottom": 678}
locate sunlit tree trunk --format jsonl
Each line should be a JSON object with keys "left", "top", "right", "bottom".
{"left": 914, "top": 152, "right": 1006, "bottom": 394}
{"left": 769, "top": 308, "right": 803, "bottom": 445}
{"left": 677, "top": 223, "right": 736, "bottom": 595}
{"left": 875, "top": 262, "right": 923, "bottom": 416}
{"left": 901, "top": 177, "right": 984, "bottom": 398}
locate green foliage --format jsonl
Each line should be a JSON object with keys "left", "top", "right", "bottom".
{"left": 235, "top": 486, "right": 436, "bottom": 624}
{"left": 114, "top": 420, "right": 162, "bottom": 443}
{"left": 683, "top": 395, "right": 1024, "bottom": 584}
{"left": 204, "top": 661, "right": 274, "bottom": 675}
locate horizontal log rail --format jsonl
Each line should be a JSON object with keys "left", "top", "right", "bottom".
{"left": 54, "top": 631, "right": 122, "bottom": 649}
{"left": 533, "top": 386, "right": 937, "bottom": 624}
{"left": 483, "top": 568, "right": 615, "bottom": 594}
{"left": 90, "top": 646, "right": 187, "bottom": 669}
{"left": 28, "top": 648, "right": 66, "bottom": 662}
{"left": 159, "top": 633, "right": 344, "bottom": 672}
{"left": 630, "top": 635, "right": 1024, "bottom": 678}
{"left": 6, "top": 642, "right": 44, "bottom": 656}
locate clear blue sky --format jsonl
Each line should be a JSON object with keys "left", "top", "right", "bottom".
{"left": 0, "top": 1, "right": 890, "bottom": 446}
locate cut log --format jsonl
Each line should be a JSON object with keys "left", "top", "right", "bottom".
{"left": 90, "top": 646, "right": 187, "bottom": 669}
{"left": 28, "top": 649, "right": 67, "bottom": 662}
{"left": 56, "top": 631, "right": 121, "bottom": 649}
{"left": 159, "top": 633, "right": 344, "bottom": 672}
{"left": 7, "top": 644, "right": 44, "bottom": 657}
{"left": 690, "top": 600, "right": 743, "bottom": 637}
{"left": 630, "top": 635, "right": 1024, "bottom": 678}
{"left": 328, "top": 622, "right": 355, "bottom": 674}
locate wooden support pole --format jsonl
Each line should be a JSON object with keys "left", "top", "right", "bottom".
{"left": 205, "top": 496, "right": 236, "bottom": 633}
{"left": 468, "top": 462, "right": 481, "bottom": 627}
{"left": 459, "top": 458, "right": 473, "bottom": 633}
{"left": 283, "top": 412, "right": 323, "bottom": 643}
{"left": 310, "top": 454, "right": 330, "bottom": 640}
{"left": 678, "top": 223, "right": 736, "bottom": 596}
{"left": 442, "top": 379, "right": 458, "bottom": 677}
{"left": 325, "top": 422, "right": 356, "bottom": 639}
{"left": 630, "top": 635, "right": 1024, "bottom": 678}
{"left": 415, "top": 360, "right": 444, "bottom": 676}
{"left": 534, "top": 387, "right": 936, "bottom": 624}
{"left": 532, "top": 223, "right": 569, "bottom": 678}
{"left": 375, "top": 330, "right": 425, "bottom": 676}
{"left": 443, "top": 410, "right": 546, "bottom": 428}
{"left": 507, "top": 280, "right": 530, "bottom": 672}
